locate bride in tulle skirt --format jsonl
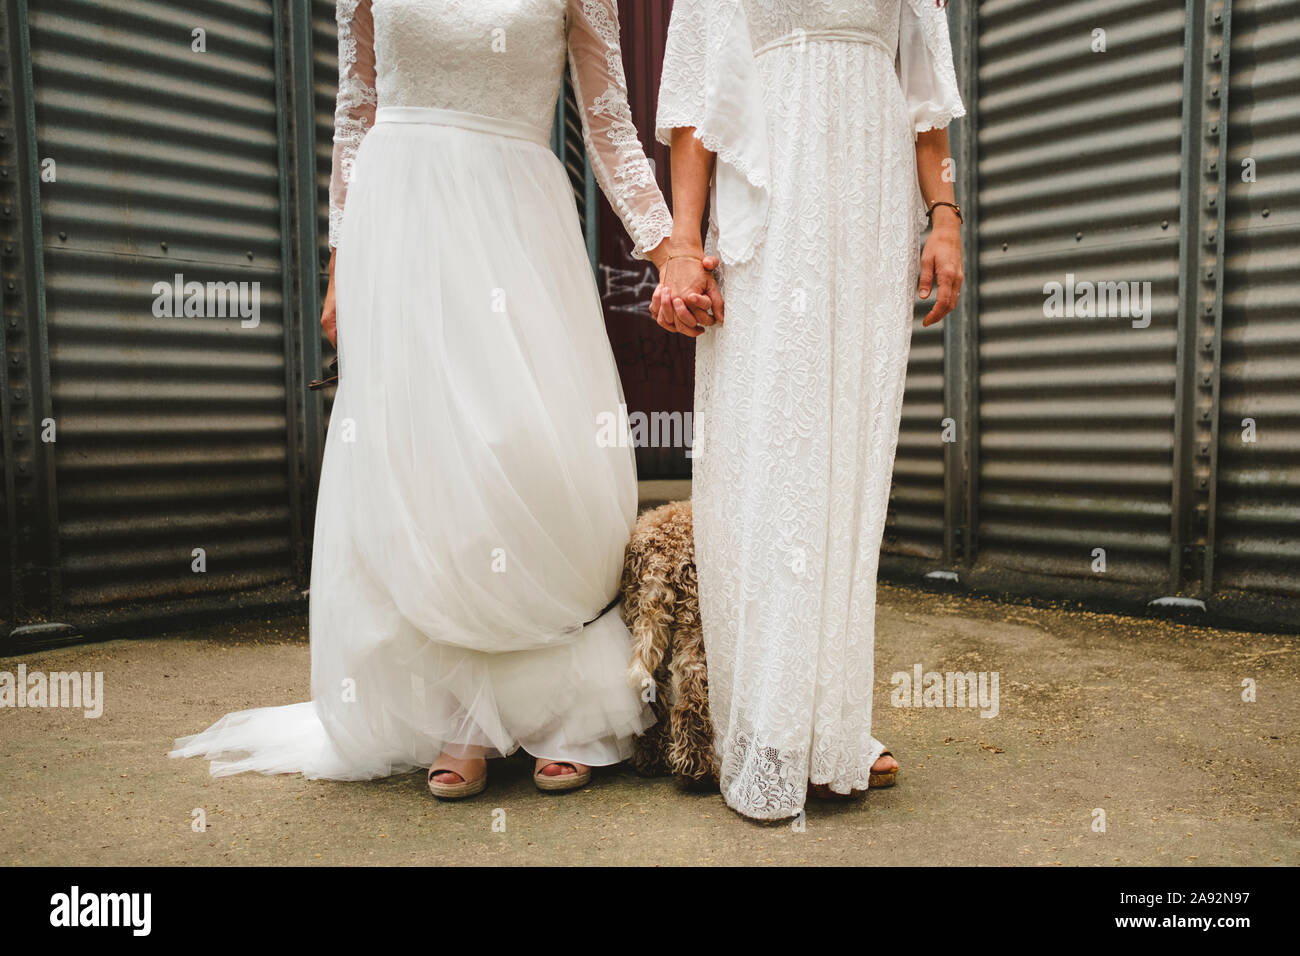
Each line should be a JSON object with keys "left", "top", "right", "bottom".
{"left": 171, "top": 0, "right": 712, "bottom": 797}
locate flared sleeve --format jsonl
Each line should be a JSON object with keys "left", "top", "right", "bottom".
{"left": 655, "top": 0, "right": 769, "bottom": 265}
{"left": 329, "top": 0, "right": 378, "bottom": 249}
{"left": 897, "top": 0, "right": 967, "bottom": 134}
{"left": 567, "top": 0, "right": 673, "bottom": 259}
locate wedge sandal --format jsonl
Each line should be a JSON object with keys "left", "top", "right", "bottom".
{"left": 427, "top": 762, "right": 487, "bottom": 800}
{"left": 868, "top": 750, "right": 899, "bottom": 789}
{"left": 533, "top": 761, "right": 592, "bottom": 792}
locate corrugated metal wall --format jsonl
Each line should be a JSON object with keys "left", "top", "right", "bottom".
{"left": 311, "top": 0, "right": 333, "bottom": 281}
{"left": 876, "top": 0, "right": 1299, "bottom": 620}
{"left": 969, "top": 0, "right": 1186, "bottom": 587}
{"left": 1215, "top": 0, "right": 1300, "bottom": 597}
{"left": 884, "top": 304, "right": 947, "bottom": 561}
{"left": 311, "top": 0, "right": 337, "bottom": 438}
{"left": 26, "top": 0, "right": 301, "bottom": 615}
{"left": 1, "top": 0, "right": 50, "bottom": 622}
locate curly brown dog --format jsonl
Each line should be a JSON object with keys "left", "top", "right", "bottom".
{"left": 620, "top": 500, "right": 718, "bottom": 785}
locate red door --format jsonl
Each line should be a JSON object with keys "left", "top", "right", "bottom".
{"left": 598, "top": 0, "right": 694, "bottom": 479}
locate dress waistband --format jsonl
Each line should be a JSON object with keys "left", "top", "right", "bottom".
{"left": 753, "top": 28, "right": 894, "bottom": 59}
{"left": 375, "top": 106, "right": 550, "bottom": 148}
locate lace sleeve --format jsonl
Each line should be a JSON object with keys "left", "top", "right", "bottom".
{"left": 897, "top": 0, "right": 967, "bottom": 134}
{"left": 329, "top": 0, "right": 378, "bottom": 249}
{"left": 566, "top": 0, "right": 672, "bottom": 259}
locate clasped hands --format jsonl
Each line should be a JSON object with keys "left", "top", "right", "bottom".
{"left": 647, "top": 241, "right": 724, "bottom": 337}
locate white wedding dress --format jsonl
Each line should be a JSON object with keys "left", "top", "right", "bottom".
{"left": 172, "top": 0, "right": 672, "bottom": 779}
{"left": 657, "top": 0, "right": 965, "bottom": 819}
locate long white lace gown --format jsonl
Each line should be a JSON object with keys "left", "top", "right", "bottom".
{"left": 171, "top": 0, "right": 673, "bottom": 779}
{"left": 657, "top": 0, "right": 966, "bottom": 819}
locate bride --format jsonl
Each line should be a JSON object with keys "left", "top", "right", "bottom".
{"left": 651, "top": 0, "right": 966, "bottom": 820}
{"left": 172, "top": 0, "right": 710, "bottom": 798}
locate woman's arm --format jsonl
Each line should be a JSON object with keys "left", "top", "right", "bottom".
{"left": 322, "top": 0, "right": 378, "bottom": 347}
{"left": 914, "top": 127, "right": 963, "bottom": 327}
{"left": 899, "top": 0, "right": 966, "bottom": 328}
{"left": 668, "top": 127, "right": 714, "bottom": 246}
{"left": 565, "top": 0, "right": 672, "bottom": 264}
{"left": 650, "top": 128, "right": 723, "bottom": 337}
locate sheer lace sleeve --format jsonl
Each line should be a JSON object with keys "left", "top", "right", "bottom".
{"left": 655, "top": 0, "right": 769, "bottom": 265}
{"left": 566, "top": 0, "right": 672, "bottom": 259}
{"left": 329, "top": 0, "right": 378, "bottom": 249}
{"left": 897, "top": 0, "right": 967, "bottom": 134}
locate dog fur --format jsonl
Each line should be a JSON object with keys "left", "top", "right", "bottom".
{"left": 620, "top": 500, "right": 718, "bottom": 785}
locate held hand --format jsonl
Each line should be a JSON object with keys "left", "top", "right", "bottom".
{"left": 650, "top": 252, "right": 723, "bottom": 337}
{"left": 918, "top": 217, "right": 963, "bottom": 328}
{"left": 645, "top": 239, "right": 702, "bottom": 336}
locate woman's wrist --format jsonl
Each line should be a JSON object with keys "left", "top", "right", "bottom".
{"left": 929, "top": 206, "right": 962, "bottom": 232}
{"left": 646, "top": 238, "right": 671, "bottom": 269}
{"left": 647, "top": 240, "right": 703, "bottom": 269}
{"left": 665, "top": 227, "right": 705, "bottom": 259}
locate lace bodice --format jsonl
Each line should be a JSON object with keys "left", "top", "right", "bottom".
{"left": 655, "top": 0, "right": 964, "bottom": 265}
{"left": 735, "top": 0, "right": 906, "bottom": 48}
{"left": 329, "top": 0, "right": 672, "bottom": 255}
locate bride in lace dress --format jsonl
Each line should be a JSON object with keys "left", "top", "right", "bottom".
{"left": 172, "top": 0, "right": 678, "bottom": 797}
{"left": 651, "top": 0, "right": 967, "bottom": 820}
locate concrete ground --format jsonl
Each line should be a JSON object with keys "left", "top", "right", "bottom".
{"left": 1, "top": 584, "right": 1295, "bottom": 866}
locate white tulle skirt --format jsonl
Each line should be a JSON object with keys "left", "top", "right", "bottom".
{"left": 172, "top": 107, "right": 652, "bottom": 779}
